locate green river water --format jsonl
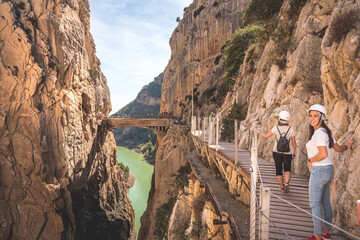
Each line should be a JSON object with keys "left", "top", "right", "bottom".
{"left": 116, "top": 147, "right": 154, "bottom": 236}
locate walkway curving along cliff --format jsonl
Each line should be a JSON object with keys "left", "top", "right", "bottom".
{"left": 105, "top": 117, "right": 173, "bottom": 133}
{"left": 190, "top": 116, "right": 350, "bottom": 240}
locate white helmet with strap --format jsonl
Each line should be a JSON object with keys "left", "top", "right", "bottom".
{"left": 278, "top": 110, "right": 290, "bottom": 124}
{"left": 309, "top": 104, "right": 327, "bottom": 119}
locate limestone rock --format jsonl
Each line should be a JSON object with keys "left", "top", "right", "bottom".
{"left": 160, "top": 0, "right": 250, "bottom": 119}
{"left": 138, "top": 126, "right": 192, "bottom": 240}
{"left": 157, "top": 0, "right": 360, "bottom": 237}
{"left": 0, "top": 1, "right": 134, "bottom": 239}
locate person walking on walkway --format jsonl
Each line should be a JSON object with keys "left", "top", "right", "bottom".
{"left": 255, "top": 110, "right": 296, "bottom": 193}
{"left": 304, "top": 104, "right": 353, "bottom": 240}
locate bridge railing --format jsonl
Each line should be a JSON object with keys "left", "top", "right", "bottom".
{"left": 191, "top": 115, "right": 360, "bottom": 240}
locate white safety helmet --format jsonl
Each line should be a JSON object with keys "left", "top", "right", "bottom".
{"left": 278, "top": 111, "right": 290, "bottom": 124}
{"left": 309, "top": 104, "right": 327, "bottom": 119}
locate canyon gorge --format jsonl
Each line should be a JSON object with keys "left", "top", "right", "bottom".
{"left": 1, "top": 0, "right": 360, "bottom": 239}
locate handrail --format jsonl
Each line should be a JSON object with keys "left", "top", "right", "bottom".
{"left": 250, "top": 131, "right": 360, "bottom": 240}
{"left": 268, "top": 191, "right": 360, "bottom": 240}
{"left": 190, "top": 116, "right": 360, "bottom": 240}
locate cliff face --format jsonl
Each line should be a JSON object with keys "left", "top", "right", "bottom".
{"left": 0, "top": 1, "right": 134, "bottom": 239}
{"left": 138, "top": 126, "right": 192, "bottom": 240}
{"left": 155, "top": 0, "right": 359, "bottom": 237}
{"left": 233, "top": 0, "right": 360, "bottom": 235}
{"left": 160, "top": 0, "right": 249, "bottom": 118}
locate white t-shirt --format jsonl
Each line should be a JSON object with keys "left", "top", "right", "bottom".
{"left": 306, "top": 127, "right": 336, "bottom": 166}
{"left": 271, "top": 125, "right": 295, "bottom": 154}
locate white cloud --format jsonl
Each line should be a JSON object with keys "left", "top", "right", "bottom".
{"left": 89, "top": 0, "right": 192, "bottom": 113}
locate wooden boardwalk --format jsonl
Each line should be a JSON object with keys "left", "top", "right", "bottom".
{"left": 192, "top": 133, "right": 346, "bottom": 240}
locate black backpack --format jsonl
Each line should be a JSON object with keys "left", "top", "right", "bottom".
{"left": 275, "top": 126, "right": 291, "bottom": 153}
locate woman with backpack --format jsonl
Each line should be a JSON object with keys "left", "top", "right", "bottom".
{"left": 304, "top": 104, "right": 353, "bottom": 240}
{"left": 255, "top": 110, "right": 296, "bottom": 193}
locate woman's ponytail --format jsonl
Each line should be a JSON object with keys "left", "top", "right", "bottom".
{"left": 321, "top": 121, "right": 334, "bottom": 148}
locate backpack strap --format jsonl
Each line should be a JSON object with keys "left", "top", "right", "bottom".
{"left": 275, "top": 126, "right": 280, "bottom": 143}
{"left": 284, "top": 126, "right": 291, "bottom": 137}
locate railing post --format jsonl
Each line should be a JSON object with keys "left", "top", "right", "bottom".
{"left": 197, "top": 116, "right": 200, "bottom": 137}
{"left": 234, "top": 119, "right": 238, "bottom": 166}
{"left": 202, "top": 118, "right": 206, "bottom": 142}
{"left": 209, "top": 115, "right": 213, "bottom": 146}
{"left": 204, "top": 117, "right": 208, "bottom": 142}
{"left": 259, "top": 186, "right": 270, "bottom": 240}
{"left": 195, "top": 116, "right": 198, "bottom": 136}
{"left": 191, "top": 116, "right": 193, "bottom": 134}
{"left": 251, "top": 137, "right": 258, "bottom": 185}
{"left": 216, "top": 117, "right": 219, "bottom": 151}
{"left": 250, "top": 168, "right": 256, "bottom": 240}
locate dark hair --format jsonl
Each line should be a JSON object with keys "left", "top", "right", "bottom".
{"left": 309, "top": 121, "right": 334, "bottom": 148}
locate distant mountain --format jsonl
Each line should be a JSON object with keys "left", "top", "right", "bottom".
{"left": 112, "top": 73, "right": 163, "bottom": 164}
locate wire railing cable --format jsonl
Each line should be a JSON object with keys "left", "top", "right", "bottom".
{"left": 250, "top": 167, "right": 294, "bottom": 239}
{"left": 268, "top": 191, "right": 360, "bottom": 240}
{"left": 325, "top": 118, "right": 360, "bottom": 146}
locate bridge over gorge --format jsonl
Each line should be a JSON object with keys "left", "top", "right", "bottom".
{"left": 105, "top": 117, "right": 173, "bottom": 133}
{"left": 188, "top": 116, "right": 359, "bottom": 240}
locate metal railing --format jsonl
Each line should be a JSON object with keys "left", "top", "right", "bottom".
{"left": 190, "top": 114, "right": 360, "bottom": 240}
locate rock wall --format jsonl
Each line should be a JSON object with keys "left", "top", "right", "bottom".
{"left": 168, "top": 179, "right": 232, "bottom": 240}
{"left": 157, "top": 0, "right": 360, "bottom": 237}
{"left": 138, "top": 126, "right": 192, "bottom": 240}
{"left": 0, "top": 0, "right": 134, "bottom": 239}
{"left": 230, "top": 0, "right": 360, "bottom": 236}
{"left": 160, "top": 0, "right": 249, "bottom": 118}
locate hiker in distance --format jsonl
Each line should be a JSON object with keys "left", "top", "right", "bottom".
{"left": 304, "top": 104, "right": 353, "bottom": 240}
{"left": 254, "top": 110, "right": 296, "bottom": 193}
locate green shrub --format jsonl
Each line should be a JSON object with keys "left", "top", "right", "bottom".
{"left": 257, "top": 21, "right": 277, "bottom": 47}
{"left": 243, "top": 0, "right": 283, "bottom": 25}
{"left": 89, "top": 66, "right": 99, "bottom": 79}
{"left": 118, "top": 162, "right": 130, "bottom": 178}
{"left": 221, "top": 102, "right": 247, "bottom": 141}
{"left": 154, "top": 197, "right": 177, "bottom": 239}
{"left": 213, "top": 1, "right": 219, "bottom": 7}
{"left": 194, "top": 5, "right": 205, "bottom": 17}
{"left": 215, "top": 11, "right": 221, "bottom": 19}
{"left": 54, "top": 63, "right": 64, "bottom": 72}
{"left": 175, "top": 163, "right": 191, "bottom": 189}
{"left": 224, "top": 25, "right": 264, "bottom": 80}
{"left": 270, "top": 24, "right": 293, "bottom": 57}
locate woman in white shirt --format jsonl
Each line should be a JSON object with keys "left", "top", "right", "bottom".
{"left": 304, "top": 104, "right": 353, "bottom": 240}
{"left": 255, "top": 110, "right": 296, "bottom": 193}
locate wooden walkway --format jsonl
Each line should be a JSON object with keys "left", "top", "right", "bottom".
{"left": 192, "top": 133, "right": 346, "bottom": 240}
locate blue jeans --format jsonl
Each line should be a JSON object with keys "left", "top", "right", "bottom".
{"left": 309, "top": 165, "right": 334, "bottom": 235}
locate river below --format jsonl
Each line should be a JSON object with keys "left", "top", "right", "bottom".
{"left": 116, "top": 147, "right": 154, "bottom": 237}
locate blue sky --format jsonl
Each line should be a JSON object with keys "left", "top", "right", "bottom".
{"left": 89, "top": 0, "right": 193, "bottom": 114}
